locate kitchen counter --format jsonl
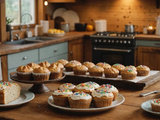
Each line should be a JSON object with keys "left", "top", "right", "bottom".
{"left": 0, "top": 31, "right": 94, "bottom": 56}
{"left": 136, "top": 34, "right": 160, "bottom": 41}
{"left": 0, "top": 80, "right": 160, "bottom": 120}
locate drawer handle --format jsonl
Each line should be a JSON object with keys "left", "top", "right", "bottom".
{"left": 54, "top": 49, "right": 58, "bottom": 52}
{"left": 22, "top": 56, "right": 28, "bottom": 60}
{"left": 155, "top": 43, "right": 160, "bottom": 46}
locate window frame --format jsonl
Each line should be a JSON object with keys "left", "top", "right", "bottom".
{"left": 6, "top": 0, "right": 38, "bottom": 30}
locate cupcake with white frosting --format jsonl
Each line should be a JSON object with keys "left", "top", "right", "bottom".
{"left": 151, "top": 98, "right": 160, "bottom": 112}
{"left": 68, "top": 92, "right": 92, "bottom": 108}
{"left": 92, "top": 89, "right": 114, "bottom": 108}
{"left": 59, "top": 83, "right": 76, "bottom": 91}
{"left": 52, "top": 89, "right": 73, "bottom": 107}
{"left": 74, "top": 83, "right": 94, "bottom": 94}
{"left": 84, "top": 81, "right": 100, "bottom": 90}
{"left": 97, "top": 84, "right": 118, "bottom": 101}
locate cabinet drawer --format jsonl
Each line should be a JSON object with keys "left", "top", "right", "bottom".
{"left": 8, "top": 49, "right": 39, "bottom": 69}
{"left": 39, "top": 53, "right": 68, "bottom": 64}
{"left": 39, "top": 42, "right": 68, "bottom": 61}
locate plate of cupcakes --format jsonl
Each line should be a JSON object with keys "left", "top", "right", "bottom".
{"left": 48, "top": 82, "right": 125, "bottom": 113}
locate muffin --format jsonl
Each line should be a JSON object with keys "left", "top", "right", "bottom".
{"left": 39, "top": 61, "right": 50, "bottom": 68}
{"left": 92, "top": 89, "right": 114, "bottom": 108}
{"left": 27, "top": 63, "right": 40, "bottom": 69}
{"left": 48, "top": 65, "right": 62, "bottom": 79}
{"left": 151, "top": 98, "right": 160, "bottom": 112}
{"left": 74, "top": 83, "right": 94, "bottom": 94}
{"left": 96, "top": 62, "right": 111, "bottom": 69}
{"left": 16, "top": 65, "right": 33, "bottom": 80}
{"left": 52, "top": 89, "right": 73, "bottom": 107}
{"left": 50, "top": 62, "right": 64, "bottom": 70}
{"left": 88, "top": 66, "right": 104, "bottom": 77}
{"left": 136, "top": 65, "right": 150, "bottom": 76}
{"left": 57, "top": 59, "right": 69, "bottom": 66}
{"left": 121, "top": 68, "right": 137, "bottom": 80}
{"left": 68, "top": 92, "right": 92, "bottom": 109}
{"left": 104, "top": 67, "right": 119, "bottom": 78}
{"left": 73, "top": 65, "right": 88, "bottom": 75}
{"left": 65, "top": 60, "right": 82, "bottom": 72}
{"left": 59, "top": 83, "right": 76, "bottom": 91}
{"left": 125, "top": 65, "right": 137, "bottom": 71}
{"left": 84, "top": 81, "right": 100, "bottom": 90}
{"left": 82, "top": 62, "right": 95, "bottom": 69}
{"left": 97, "top": 84, "right": 118, "bottom": 101}
{"left": 32, "top": 67, "right": 50, "bottom": 81}
{"left": 112, "top": 63, "right": 125, "bottom": 74}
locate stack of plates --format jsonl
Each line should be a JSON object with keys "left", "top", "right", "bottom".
{"left": 53, "top": 8, "right": 80, "bottom": 31}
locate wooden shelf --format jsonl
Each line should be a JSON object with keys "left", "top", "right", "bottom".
{"left": 48, "top": 0, "right": 76, "bottom": 3}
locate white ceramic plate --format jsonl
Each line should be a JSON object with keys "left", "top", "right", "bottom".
{"left": 47, "top": 32, "right": 65, "bottom": 37}
{"left": 53, "top": 8, "right": 67, "bottom": 19}
{"left": 0, "top": 90, "right": 35, "bottom": 107}
{"left": 141, "top": 100, "right": 160, "bottom": 116}
{"left": 48, "top": 94, "right": 125, "bottom": 113}
{"left": 61, "top": 10, "right": 79, "bottom": 31}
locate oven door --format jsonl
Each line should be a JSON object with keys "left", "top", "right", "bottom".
{"left": 92, "top": 46, "right": 135, "bottom": 66}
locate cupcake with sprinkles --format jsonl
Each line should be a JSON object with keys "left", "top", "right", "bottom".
{"left": 112, "top": 63, "right": 125, "bottom": 74}
{"left": 92, "top": 89, "right": 114, "bottom": 107}
{"left": 52, "top": 89, "right": 73, "bottom": 107}
{"left": 88, "top": 66, "right": 104, "bottom": 77}
{"left": 97, "top": 84, "right": 118, "bottom": 101}
{"left": 136, "top": 65, "right": 150, "bottom": 76}
{"left": 59, "top": 83, "right": 76, "bottom": 91}
{"left": 84, "top": 81, "right": 100, "bottom": 90}
{"left": 96, "top": 62, "right": 111, "bottom": 69}
{"left": 65, "top": 60, "right": 82, "bottom": 72}
{"left": 82, "top": 61, "right": 95, "bottom": 69}
{"left": 68, "top": 91, "right": 92, "bottom": 108}
{"left": 125, "top": 65, "right": 137, "bottom": 71}
{"left": 151, "top": 98, "right": 160, "bottom": 112}
{"left": 121, "top": 67, "right": 137, "bottom": 80}
{"left": 74, "top": 83, "right": 94, "bottom": 94}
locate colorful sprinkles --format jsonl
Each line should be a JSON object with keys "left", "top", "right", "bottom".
{"left": 152, "top": 99, "right": 160, "bottom": 105}
{"left": 73, "top": 92, "right": 90, "bottom": 96}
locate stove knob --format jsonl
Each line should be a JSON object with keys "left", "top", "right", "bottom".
{"left": 125, "top": 35, "right": 128, "bottom": 37}
{"left": 116, "top": 40, "right": 119, "bottom": 43}
{"left": 95, "top": 39, "right": 98, "bottom": 42}
{"left": 120, "top": 40, "right": 123, "bottom": 43}
{"left": 124, "top": 40, "right": 127, "bottom": 44}
{"left": 108, "top": 40, "right": 111, "bottom": 43}
{"left": 103, "top": 40, "right": 106, "bottom": 43}
{"left": 112, "top": 40, "right": 114, "bottom": 43}
{"left": 99, "top": 39, "right": 102, "bottom": 42}
{"left": 128, "top": 41, "right": 131, "bottom": 44}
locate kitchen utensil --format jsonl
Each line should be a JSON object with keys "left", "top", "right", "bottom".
{"left": 40, "top": 20, "right": 49, "bottom": 33}
{"left": 61, "top": 22, "right": 70, "bottom": 32}
{"left": 156, "top": 15, "right": 160, "bottom": 35}
{"left": 75, "top": 23, "right": 87, "bottom": 31}
{"left": 95, "top": 20, "right": 107, "bottom": 32}
{"left": 125, "top": 24, "right": 138, "bottom": 33}
{"left": 52, "top": 8, "right": 66, "bottom": 19}
{"left": 139, "top": 90, "right": 160, "bottom": 97}
{"left": 54, "top": 17, "right": 65, "bottom": 29}
{"left": 35, "top": 25, "right": 43, "bottom": 36}
{"left": 61, "top": 10, "right": 79, "bottom": 31}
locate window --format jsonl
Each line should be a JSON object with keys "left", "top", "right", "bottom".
{"left": 5, "top": 0, "right": 35, "bottom": 25}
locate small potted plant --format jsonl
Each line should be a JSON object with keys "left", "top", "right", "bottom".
{"left": 6, "top": 17, "right": 14, "bottom": 31}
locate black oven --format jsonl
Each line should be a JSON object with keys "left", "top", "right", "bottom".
{"left": 91, "top": 32, "right": 138, "bottom": 66}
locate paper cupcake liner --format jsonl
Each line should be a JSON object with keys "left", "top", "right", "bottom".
{"left": 93, "top": 97, "right": 113, "bottom": 108}
{"left": 50, "top": 72, "right": 62, "bottom": 79}
{"left": 52, "top": 95, "right": 69, "bottom": 107}
{"left": 32, "top": 72, "right": 50, "bottom": 81}
{"left": 151, "top": 102, "right": 160, "bottom": 112}
{"left": 104, "top": 73, "right": 118, "bottom": 78}
{"left": 17, "top": 72, "right": 32, "bottom": 81}
{"left": 89, "top": 72, "right": 103, "bottom": 77}
{"left": 121, "top": 73, "right": 136, "bottom": 80}
{"left": 137, "top": 70, "right": 149, "bottom": 76}
{"left": 74, "top": 70, "right": 87, "bottom": 75}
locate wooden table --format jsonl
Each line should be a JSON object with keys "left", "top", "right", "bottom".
{"left": 0, "top": 80, "right": 160, "bottom": 120}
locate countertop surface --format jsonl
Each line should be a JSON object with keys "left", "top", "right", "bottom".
{"left": 0, "top": 32, "right": 160, "bottom": 56}
{"left": 0, "top": 79, "right": 160, "bottom": 120}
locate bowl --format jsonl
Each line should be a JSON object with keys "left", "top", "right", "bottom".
{"left": 47, "top": 32, "right": 65, "bottom": 37}
{"left": 75, "top": 23, "right": 87, "bottom": 31}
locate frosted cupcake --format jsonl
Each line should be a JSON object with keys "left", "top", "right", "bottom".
{"left": 88, "top": 66, "right": 104, "bottom": 77}
{"left": 92, "top": 89, "right": 114, "bottom": 108}
{"left": 68, "top": 92, "right": 92, "bottom": 108}
{"left": 84, "top": 81, "right": 100, "bottom": 90}
{"left": 73, "top": 65, "right": 88, "bottom": 75}
{"left": 52, "top": 89, "right": 73, "bottom": 107}
{"left": 39, "top": 61, "right": 50, "bottom": 68}
{"left": 96, "top": 62, "right": 111, "bottom": 69}
{"left": 32, "top": 67, "right": 50, "bottom": 81}
{"left": 151, "top": 98, "right": 160, "bottom": 112}
{"left": 16, "top": 65, "right": 33, "bottom": 80}
{"left": 136, "top": 65, "right": 150, "bottom": 76}
{"left": 65, "top": 60, "right": 82, "bottom": 72}
{"left": 104, "top": 67, "right": 119, "bottom": 78}
{"left": 112, "top": 63, "right": 125, "bottom": 74}
{"left": 82, "top": 61, "right": 95, "bottom": 69}
{"left": 59, "top": 83, "right": 76, "bottom": 91}
{"left": 98, "top": 84, "right": 118, "bottom": 101}
{"left": 74, "top": 83, "right": 94, "bottom": 94}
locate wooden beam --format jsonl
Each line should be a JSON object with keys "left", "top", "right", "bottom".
{"left": 0, "top": 1, "right": 6, "bottom": 42}
{"left": 38, "top": 0, "right": 46, "bottom": 24}
{"left": 1, "top": 55, "right": 8, "bottom": 81}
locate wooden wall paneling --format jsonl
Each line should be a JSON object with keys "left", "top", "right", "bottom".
{"left": 1, "top": 55, "right": 8, "bottom": 81}
{"left": 0, "top": 1, "right": 6, "bottom": 42}
{"left": 38, "top": 0, "right": 46, "bottom": 24}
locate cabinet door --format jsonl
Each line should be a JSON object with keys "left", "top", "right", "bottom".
{"left": 137, "top": 46, "right": 160, "bottom": 70}
{"left": 68, "top": 39, "right": 84, "bottom": 62}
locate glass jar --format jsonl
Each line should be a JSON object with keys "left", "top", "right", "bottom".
{"left": 61, "top": 22, "right": 70, "bottom": 32}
